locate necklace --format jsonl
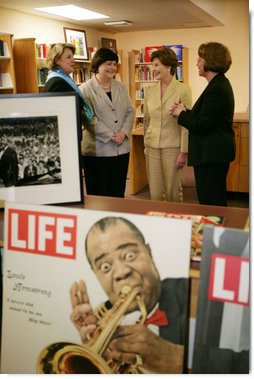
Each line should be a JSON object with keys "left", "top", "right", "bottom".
{"left": 96, "top": 75, "right": 111, "bottom": 90}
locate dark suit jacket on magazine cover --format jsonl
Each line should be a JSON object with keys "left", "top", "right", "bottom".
{"left": 105, "top": 277, "right": 189, "bottom": 345}
{"left": 0, "top": 146, "right": 18, "bottom": 187}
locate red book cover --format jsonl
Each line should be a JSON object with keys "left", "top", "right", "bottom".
{"left": 144, "top": 46, "right": 163, "bottom": 62}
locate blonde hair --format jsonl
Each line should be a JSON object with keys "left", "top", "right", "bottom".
{"left": 46, "top": 43, "right": 75, "bottom": 70}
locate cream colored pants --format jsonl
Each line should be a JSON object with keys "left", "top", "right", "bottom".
{"left": 145, "top": 146, "right": 183, "bottom": 202}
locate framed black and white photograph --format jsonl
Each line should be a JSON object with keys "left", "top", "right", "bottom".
{"left": 101, "top": 38, "right": 117, "bottom": 53}
{"left": 0, "top": 93, "right": 83, "bottom": 207}
{"left": 64, "top": 27, "right": 89, "bottom": 60}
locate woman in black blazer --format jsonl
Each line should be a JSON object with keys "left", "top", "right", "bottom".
{"left": 170, "top": 42, "right": 235, "bottom": 206}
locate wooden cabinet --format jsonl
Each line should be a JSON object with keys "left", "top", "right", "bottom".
{"left": 0, "top": 33, "right": 16, "bottom": 94}
{"left": 129, "top": 126, "right": 148, "bottom": 194}
{"left": 227, "top": 113, "right": 249, "bottom": 192}
{"left": 130, "top": 114, "right": 249, "bottom": 196}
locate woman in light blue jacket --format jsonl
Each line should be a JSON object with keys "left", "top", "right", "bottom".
{"left": 144, "top": 48, "right": 192, "bottom": 202}
{"left": 80, "top": 48, "right": 134, "bottom": 197}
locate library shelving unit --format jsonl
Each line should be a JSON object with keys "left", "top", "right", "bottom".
{"left": 13, "top": 38, "right": 48, "bottom": 93}
{"left": 129, "top": 46, "right": 188, "bottom": 194}
{"left": 0, "top": 33, "right": 16, "bottom": 94}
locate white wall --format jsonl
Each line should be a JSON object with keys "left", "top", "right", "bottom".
{"left": 0, "top": 0, "right": 249, "bottom": 113}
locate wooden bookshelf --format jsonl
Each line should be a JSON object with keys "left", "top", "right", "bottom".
{"left": 0, "top": 33, "right": 16, "bottom": 94}
{"left": 13, "top": 38, "right": 42, "bottom": 93}
{"left": 130, "top": 47, "right": 188, "bottom": 130}
{"left": 226, "top": 113, "right": 249, "bottom": 193}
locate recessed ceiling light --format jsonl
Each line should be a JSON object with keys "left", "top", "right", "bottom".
{"left": 34, "top": 5, "right": 109, "bottom": 21}
{"left": 104, "top": 20, "right": 133, "bottom": 26}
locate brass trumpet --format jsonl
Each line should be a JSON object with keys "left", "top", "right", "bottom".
{"left": 37, "top": 286, "right": 147, "bottom": 374}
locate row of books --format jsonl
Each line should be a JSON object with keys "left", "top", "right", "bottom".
{"left": 135, "top": 104, "right": 144, "bottom": 117}
{"left": 135, "top": 64, "right": 155, "bottom": 81}
{"left": 135, "top": 44, "right": 183, "bottom": 64}
{"left": 70, "top": 67, "right": 91, "bottom": 85}
{"left": 36, "top": 43, "right": 48, "bottom": 59}
{"left": 135, "top": 59, "right": 182, "bottom": 82}
{"left": 37, "top": 67, "right": 49, "bottom": 85}
{"left": 136, "top": 86, "right": 148, "bottom": 100}
{"left": 37, "top": 67, "right": 91, "bottom": 87}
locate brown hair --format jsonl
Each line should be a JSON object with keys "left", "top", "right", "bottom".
{"left": 91, "top": 47, "right": 119, "bottom": 73}
{"left": 46, "top": 43, "right": 75, "bottom": 70}
{"left": 198, "top": 42, "right": 232, "bottom": 73}
{"left": 150, "top": 47, "right": 178, "bottom": 75}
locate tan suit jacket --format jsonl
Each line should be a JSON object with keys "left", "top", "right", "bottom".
{"left": 144, "top": 77, "right": 192, "bottom": 152}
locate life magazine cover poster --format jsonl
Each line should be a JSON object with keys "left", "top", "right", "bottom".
{"left": 1, "top": 201, "right": 192, "bottom": 374}
{"left": 192, "top": 226, "right": 249, "bottom": 373}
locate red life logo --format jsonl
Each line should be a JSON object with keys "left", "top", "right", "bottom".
{"left": 208, "top": 253, "right": 249, "bottom": 306}
{"left": 7, "top": 208, "right": 77, "bottom": 259}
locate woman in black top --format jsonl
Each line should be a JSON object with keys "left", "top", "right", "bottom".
{"left": 43, "top": 43, "right": 93, "bottom": 137}
{"left": 170, "top": 42, "right": 235, "bottom": 206}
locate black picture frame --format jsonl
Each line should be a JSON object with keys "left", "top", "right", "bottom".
{"left": 101, "top": 38, "right": 117, "bottom": 53}
{"left": 0, "top": 92, "right": 84, "bottom": 208}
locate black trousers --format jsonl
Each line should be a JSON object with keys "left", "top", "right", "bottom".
{"left": 194, "top": 162, "right": 230, "bottom": 206}
{"left": 83, "top": 153, "right": 129, "bottom": 198}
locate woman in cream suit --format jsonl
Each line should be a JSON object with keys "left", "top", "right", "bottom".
{"left": 144, "top": 47, "right": 192, "bottom": 202}
{"left": 80, "top": 48, "right": 134, "bottom": 197}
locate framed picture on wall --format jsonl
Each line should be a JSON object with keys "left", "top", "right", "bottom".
{"left": 0, "top": 93, "right": 84, "bottom": 208}
{"left": 101, "top": 38, "right": 117, "bottom": 53}
{"left": 64, "top": 27, "right": 89, "bottom": 60}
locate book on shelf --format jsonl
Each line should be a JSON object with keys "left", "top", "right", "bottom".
{"left": 144, "top": 46, "right": 163, "bottom": 62}
{"left": 0, "top": 39, "right": 4, "bottom": 56}
{"left": 163, "top": 44, "right": 183, "bottom": 61}
{"left": 88, "top": 46, "right": 96, "bottom": 60}
{"left": 176, "top": 65, "right": 182, "bottom": 81}
{"left": 1, "top": 201, "right": 192, "bottom": 374}
{"left": 36, "top": 43, "right": 47, "bottom": 59}
{"left": 144, "top": 44, "right": 183, "bottom": 62}
{"left": 135, "top": 65, "right": 154, "bottom": 81}
{"left": 146, "top": 211, "right": 225, "bottom": 262}
{"left": 37, "top": 67, "right": 49, "bottom": 85}
{"left": 192, "top": 226, "right": 249, "bottom": 373}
